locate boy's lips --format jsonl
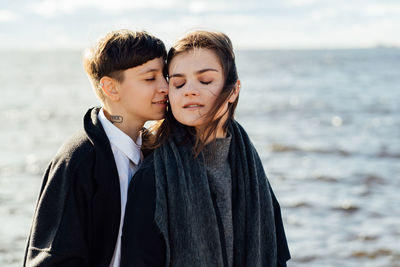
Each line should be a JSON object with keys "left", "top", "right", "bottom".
{"left": 152, "top": 99, "right": 168, "bottom": 105}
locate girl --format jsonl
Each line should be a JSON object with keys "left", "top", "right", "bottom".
{"left": 121, "top": 30, "right": 290, "bottom": 267}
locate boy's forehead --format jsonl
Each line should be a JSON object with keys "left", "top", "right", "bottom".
{"left": 127, "top": 57, "right": 165, "bottom": 75}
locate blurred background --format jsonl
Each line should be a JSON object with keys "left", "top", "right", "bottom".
{"left": 1, "top": 0, "right": 399, "bottom": 266}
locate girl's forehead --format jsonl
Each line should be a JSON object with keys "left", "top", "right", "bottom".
{"left": 169, "top": 49, "right": 222, "bottom": 73}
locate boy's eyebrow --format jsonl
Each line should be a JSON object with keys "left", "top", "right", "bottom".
{"left": 139, "top": 68, "right": 160, "bottom": 75}
{"left": 169, "top": 68, "right": 219, "bottom": 78}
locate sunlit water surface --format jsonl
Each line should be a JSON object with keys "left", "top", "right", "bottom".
{"left": 0, "top": 49, "right": 399, "bottom": 266}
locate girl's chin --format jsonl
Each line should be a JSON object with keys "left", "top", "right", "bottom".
{"left": 177, "top": 118, "right": 205, "bottom": 128}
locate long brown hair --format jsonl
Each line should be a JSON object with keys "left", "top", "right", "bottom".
{"left": 153, "top": 30, "right": 239, "bottom": 156}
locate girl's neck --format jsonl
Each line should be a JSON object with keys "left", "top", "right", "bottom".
{"left": 196, "top": 117, "right": 228, "bottom": 145}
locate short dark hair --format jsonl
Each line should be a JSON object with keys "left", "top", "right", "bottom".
{"left": 83, "top": 29, "right": 167, "bottom": 101}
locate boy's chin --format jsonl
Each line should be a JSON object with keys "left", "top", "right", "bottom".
{"left": 150, "top": 113, "right": 165, "bottom": 121}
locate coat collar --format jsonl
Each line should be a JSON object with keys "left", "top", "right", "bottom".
{"left": 84, "top": 107, "right": 121, "bottom": 267}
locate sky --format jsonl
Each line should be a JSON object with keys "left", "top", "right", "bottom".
{"left": 1, "top": 0, "right": 400, "bottom": 50}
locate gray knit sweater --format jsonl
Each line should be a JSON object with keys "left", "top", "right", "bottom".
{"left": 202, "top": 135, "right": 233, "bottom": 267}
{"left": 151, "top": 120, "right": 281, "bottom": 267}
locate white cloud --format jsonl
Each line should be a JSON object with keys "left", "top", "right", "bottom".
{"left": 29, "top": 0, "right": 69, "bottom": 17}
{"left": 27, "top": 0, "right": 245, "bottom": 17}
{"left": 363, "top": 3, "right": 400, "bottom": 16}
{"left": 0, "top": 9, "right": 19, "bottom": 22}
{"left": 310, "top": 7, "right": 338, "bottom": 20}
{"left": 284, "top": 0, "right": 318, "bottom": 7}
{"left": 2, "top": 0, "right": 399, "bottom": 49}
{"left": 188, "top": 1, "right": 232, "bottom": 13}
{"left": 28, "top": 0, "right": 180, "bottom": 17}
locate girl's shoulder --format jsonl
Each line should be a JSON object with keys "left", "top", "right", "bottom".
{"left": 130, "top": 152, "right": 156, "bottom": 192}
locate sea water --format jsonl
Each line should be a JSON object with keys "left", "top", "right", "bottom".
{"left": 0, "top": 48, "right": 399, "bottom": 266}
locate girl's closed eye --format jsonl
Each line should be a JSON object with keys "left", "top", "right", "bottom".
{"left": 171, "top": 78, "right": 186, "bottom": 89}
{"left": 199, "top": 75, "right": 213, "bottom": 85}
{"left": 145, "top": 77, "right": 155, "bottom": 81}
{"left": 174, "top": 82, "right": 185, "bottom": 89}
{"left": 200, "top": 80, "right": 212, "bottom": 85}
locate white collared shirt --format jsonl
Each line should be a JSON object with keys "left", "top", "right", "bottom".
{"left": 98, "top": 108, "right": 143, "bottom": 267}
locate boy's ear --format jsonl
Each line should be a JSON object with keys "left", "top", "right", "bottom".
{"left": 228, "top": 80, "right": 241, "bottom": 103}
{"left": 99, "top": 76, "right": 119, "bottom": 101}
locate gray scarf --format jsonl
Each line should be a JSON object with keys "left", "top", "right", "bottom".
{"left": 153, "top": 120, "right": 277, "bottom": 267}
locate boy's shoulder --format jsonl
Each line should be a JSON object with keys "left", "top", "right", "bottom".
{"left": 43, "top": 107, "right": 117, "bottom": 188}
{"left": 52, "top": 129, "right": 95, "bottom": 169}
{"left": 141, "top": 151, "right": 155, "bottom": 170}
{"left": 38, "top": 130, "right": 98, "bottom": 191}
{"left": 49, "top": 107, "right": 108, "bottom": 172}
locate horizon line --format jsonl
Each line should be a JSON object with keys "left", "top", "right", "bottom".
{"left": 1, "top": 44, "right": 398, "bottom": 52}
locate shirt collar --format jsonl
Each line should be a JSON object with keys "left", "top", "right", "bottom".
{"left": 98, "top": 108, "right": 142, "bottom": 165}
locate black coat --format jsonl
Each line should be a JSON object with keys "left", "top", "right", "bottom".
{"left": 121, "top": 131, "right": 291, "bottom": 267}
{"left": 24, "top": 107, "right": 121, "bottom": 267}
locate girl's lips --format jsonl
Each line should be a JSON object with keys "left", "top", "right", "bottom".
{"left": 183, "top": 103, "right": 204, "bottom": 109}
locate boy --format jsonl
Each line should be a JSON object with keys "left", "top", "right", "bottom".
{"left": 23, "top": 29, "right": 168, "bottom": 267}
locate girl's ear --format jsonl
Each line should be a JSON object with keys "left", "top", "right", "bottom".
{"left": 228, "top": 80, "right": 241, "bottom": 103}
{"left": 99, "top": 76, "right": 120, "bottom": 102}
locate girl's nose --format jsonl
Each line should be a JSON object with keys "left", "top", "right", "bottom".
{"left": 184, "top": 82, "right": 199, "bottom": 96}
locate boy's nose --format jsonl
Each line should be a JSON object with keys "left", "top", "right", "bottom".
{"left": 159, "top": 79, "right": 168, "bottom": 94}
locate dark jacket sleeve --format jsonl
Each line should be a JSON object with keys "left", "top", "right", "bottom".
{"left": 269, "top": 186, "right": 291, "bottom": 267}
{"left": 23, "top": 149, "right": 94, "bottom": 267}
{"left": 121, "top": 156, "right": 165, "bottom": 267}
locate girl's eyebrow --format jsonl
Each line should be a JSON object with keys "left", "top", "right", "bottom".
{"left": 196, "top": 68, "right": 219, "bottom": 74}
{"left": 169, "top": 73, "right": 184, "bottom": 78}
{"left": 170, "top": 68, "right": 219, "bottom": 78}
